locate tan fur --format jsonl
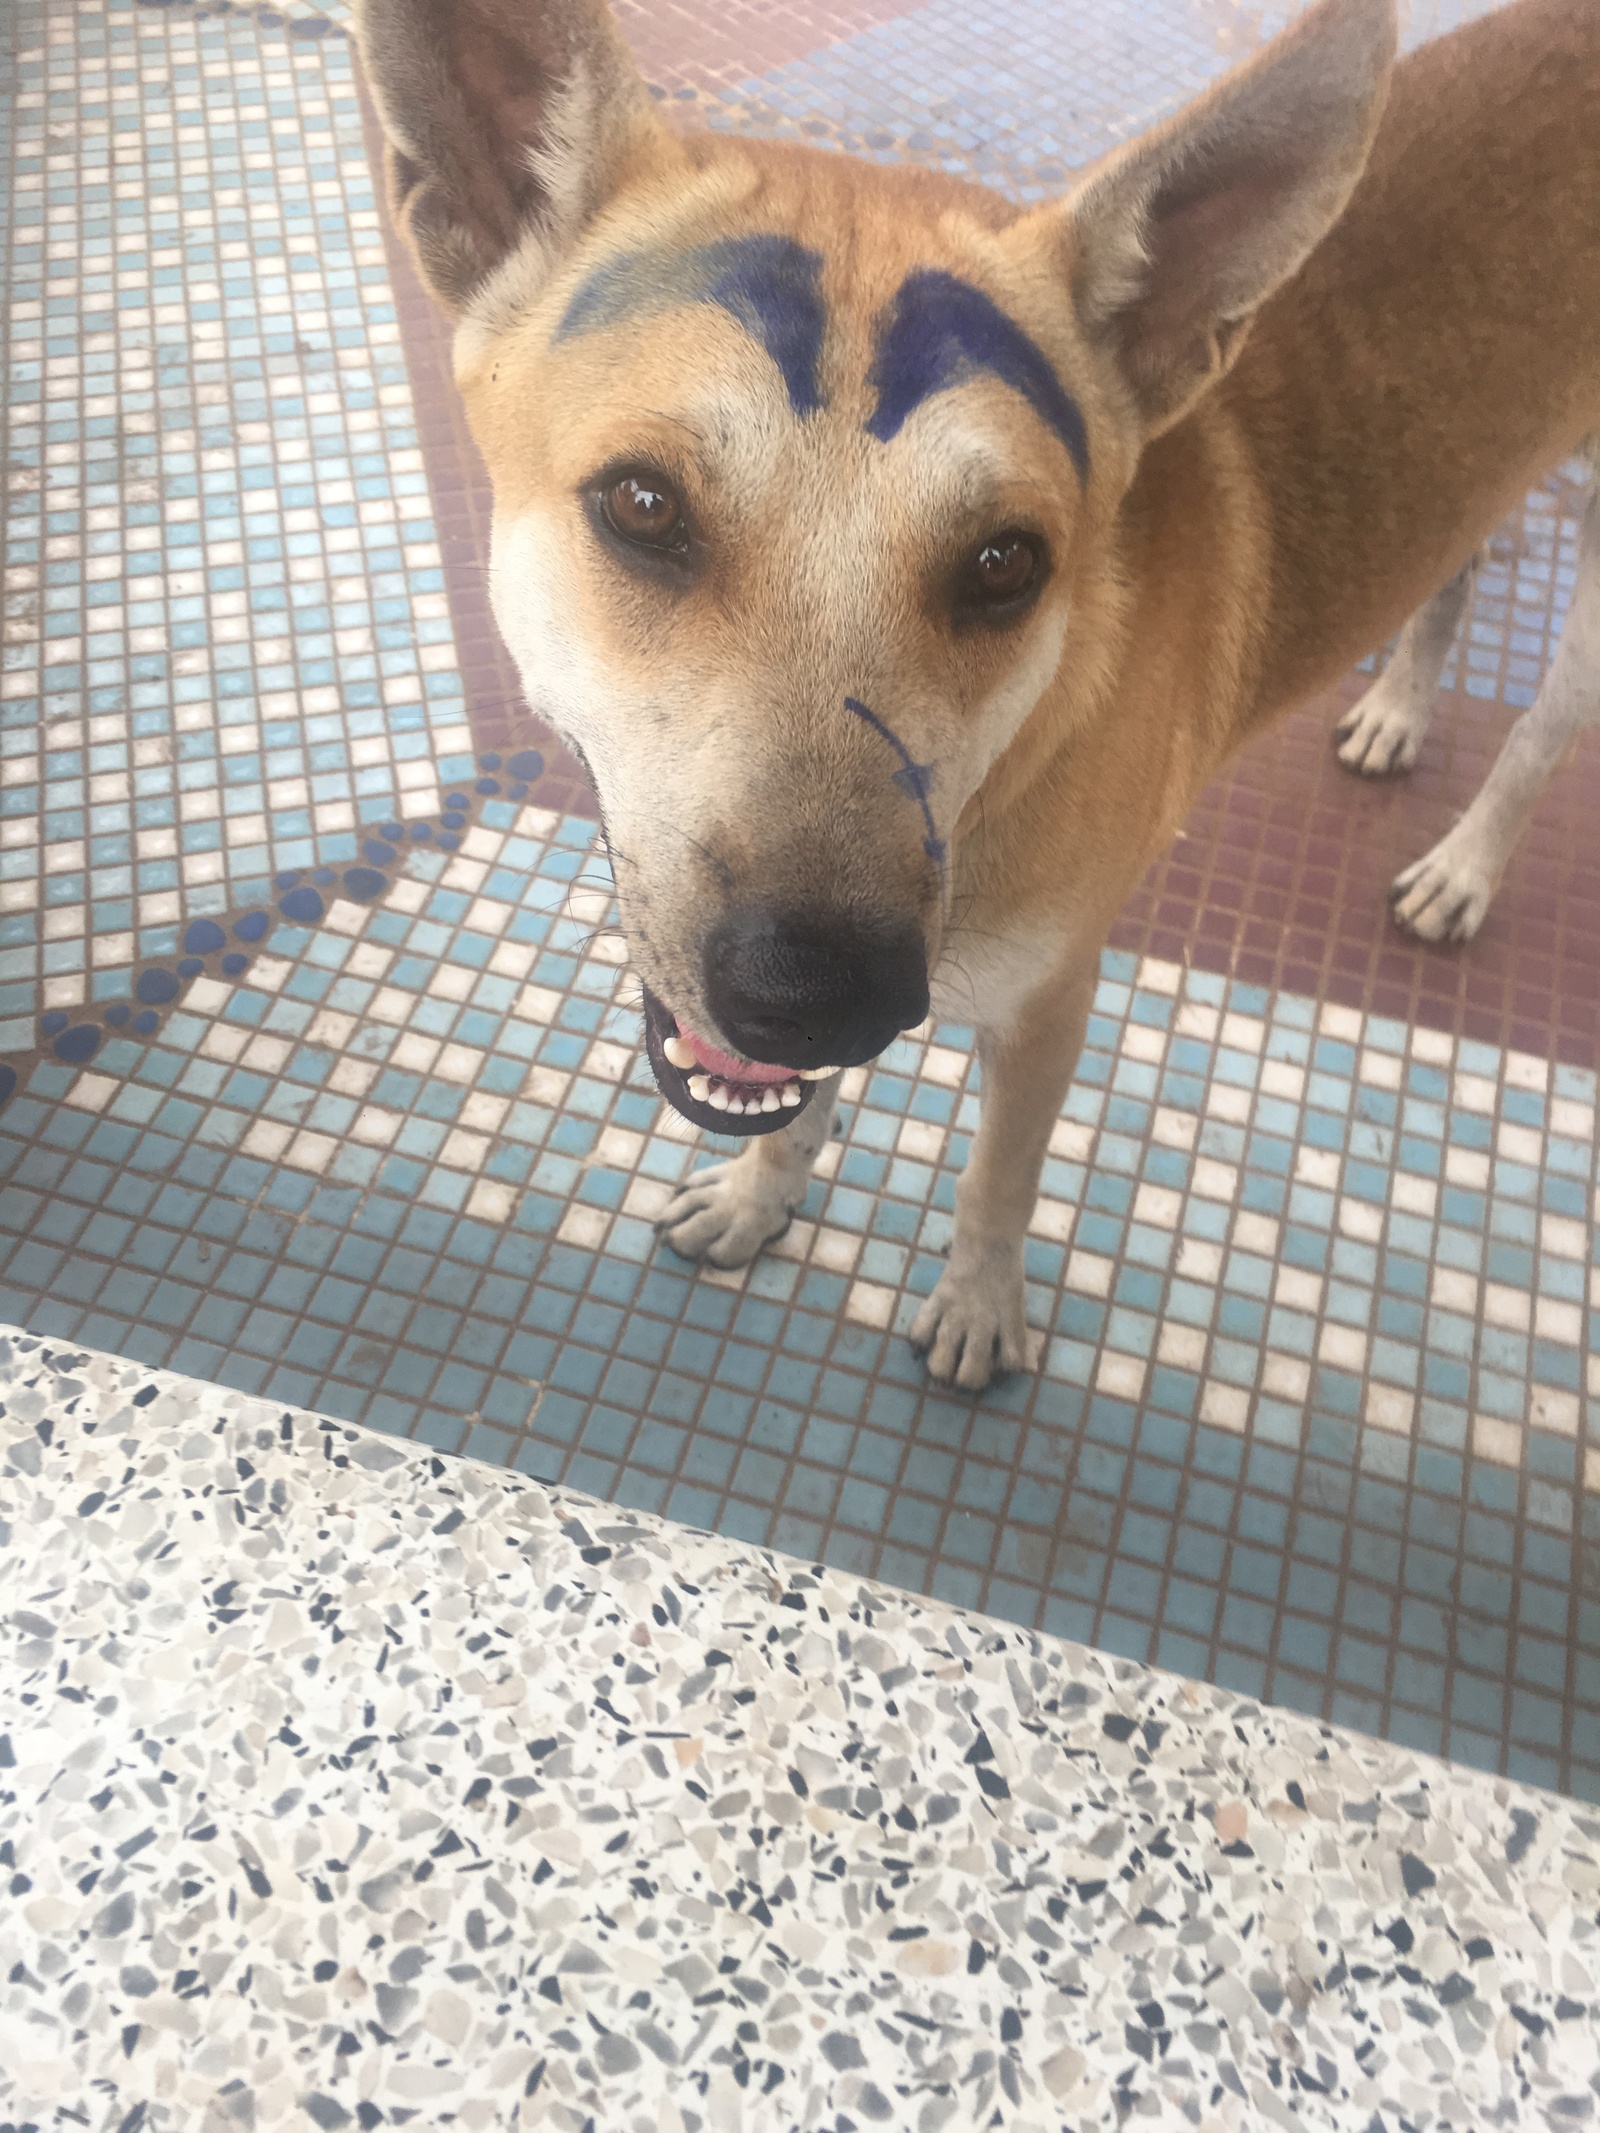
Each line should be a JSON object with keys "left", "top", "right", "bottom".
{"left": 357, "top": 0, "right": 1600, "bottom": 1388}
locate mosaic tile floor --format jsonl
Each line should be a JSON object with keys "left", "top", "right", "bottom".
{"left": 3, "top": 0, "right": 1598, "bottom": 1809}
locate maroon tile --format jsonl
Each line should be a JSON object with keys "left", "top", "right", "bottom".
{"left": 611, "top": 0, "right": 932, "bottom": 96}
{"left": 1111, "top": 473, "right": 1600, "bottom": 1071}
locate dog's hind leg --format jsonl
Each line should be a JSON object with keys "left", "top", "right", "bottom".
{"left": 1391, "top": 462, "right": 1600, "bottom": 943}
{"left": 1335, "top": 549, "right": 1482, "bottom": 777}
{"left": 657, "top": 1075, "right": 842, "bottom": 1269}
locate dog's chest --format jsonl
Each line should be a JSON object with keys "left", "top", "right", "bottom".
{"left": 928, "top": 915, "right": 1082, "bottom": 1035}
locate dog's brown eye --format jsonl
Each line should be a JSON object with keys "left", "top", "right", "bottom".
{"left": 602, "top": 473, "right": 685, "bottom": 549}
{"left": 962, "top": 531, "right": 1043, "bottom": 613}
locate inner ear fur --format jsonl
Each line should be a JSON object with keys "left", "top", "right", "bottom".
{"left": 353, "top": 0, "right": 661, "bottom": 318}
{"left": 1047, "top": 0, "right": 1397, "bottom": 438}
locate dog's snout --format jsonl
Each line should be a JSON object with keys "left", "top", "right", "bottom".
{"left": 705, "top": 908, "right": 929, "bottom": 1070}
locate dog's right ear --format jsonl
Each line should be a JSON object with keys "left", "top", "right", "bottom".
{"left": 1039, "top": 0, "right": 1397, "bottom": 439}
{"left": 353, "top": 0, "right": 661, "bottom": 319}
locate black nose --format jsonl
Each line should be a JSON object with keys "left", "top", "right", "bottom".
{"left": 704, "top": 908, "right": 929, "bottom": 1070}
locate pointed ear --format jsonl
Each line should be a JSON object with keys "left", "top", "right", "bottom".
{"left": 1052, "top": 0, "right": 1396, "bottom": 438}
{"left": 352, "top": 0, "right": 661, "bottom": 317}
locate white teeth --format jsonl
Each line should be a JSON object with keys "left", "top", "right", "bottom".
{"left": 662, "top": 1034, "right": 696, "bottom": 1070}
{"left": 680, "top": 1064, "right": 809, "bottom": 1116}
{"left": 796, "top": 1066, "right": 834, "bottom": 1081}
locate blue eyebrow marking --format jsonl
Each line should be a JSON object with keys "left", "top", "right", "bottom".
{"left": 555, "top": 234, "right": 826, "bottom": 417}
{"left": 865, "top": 268, "right": 1089, "bottom": 480}
{"left": 843, "top": 697, "right": 946, "bottom": 871}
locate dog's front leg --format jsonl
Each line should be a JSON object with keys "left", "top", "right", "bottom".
{"left": 657, "top": 1076, "right": 842, "bottom": 1268}
{"left": 912, "top": 961, "right": 1097, "bottom": 1392}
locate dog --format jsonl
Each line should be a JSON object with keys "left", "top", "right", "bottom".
{"left": 1335, "top": 439, "right": 1598, "bottom": 941}
{"left": 355, "top": 0, "right": 1600, "bottom": 1390}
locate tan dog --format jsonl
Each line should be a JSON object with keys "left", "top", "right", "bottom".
{"left": 356, "top": 0, "right": 1600, "bottom": 1390}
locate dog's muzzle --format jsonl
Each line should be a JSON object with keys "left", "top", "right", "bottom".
{"left": 641, "top": 987, "right": 821, "bottom": 1139}
{"left": 640, "top": 908, "right": 930, "bottom": 1136}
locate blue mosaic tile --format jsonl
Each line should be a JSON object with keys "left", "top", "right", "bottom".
{"left": 3, "top": 0, "right": 1598, "bottom": 1805}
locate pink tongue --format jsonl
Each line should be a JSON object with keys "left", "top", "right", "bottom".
{"left": 677, "top": 1025, "right": 795, "bottom": 1086}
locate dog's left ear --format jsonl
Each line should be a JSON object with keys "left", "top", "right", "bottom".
{"left": 353, "top": 0, "right": 662, "bottom": 319}
{"left": 1036, "top": 0, "right": 1397, "bottom": 439}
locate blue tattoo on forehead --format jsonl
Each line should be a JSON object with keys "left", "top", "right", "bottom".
{"left": 865, "top": 269, "right": 1089, "bottom": 481}
{"left": 843, "top": 697, "right": 946, "bottom": 871}
{"left": 554, "top": 234, "right": 826, "bottom": 417}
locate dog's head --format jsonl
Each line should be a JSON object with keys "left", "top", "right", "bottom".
{"left": 357, "top": 0, "right": 1393, "bottom": 1134}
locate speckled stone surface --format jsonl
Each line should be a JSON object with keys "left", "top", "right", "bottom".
{"left": 3, "top": 1329, "right": 1599, "bottom": 2131}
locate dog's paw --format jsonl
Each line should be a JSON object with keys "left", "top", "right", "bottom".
{"left": 1335, "top": 673, "right": 1430, "bottom": 777}
{"left": 1390, "top": 834, "right": 1495, "bottom": 942}
{"left": 656, "top": 1156, "right": 798, "bottom": 1269}
{"left": 909, "top": 1245, "right": 1032, "bottom": 1393}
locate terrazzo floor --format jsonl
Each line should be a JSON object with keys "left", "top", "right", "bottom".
{"left": 1, "top": 0, "right": 1597, "bottom": 1829}
{"left": 6, "top": 1332, "right": 1600, "bottom": 2133}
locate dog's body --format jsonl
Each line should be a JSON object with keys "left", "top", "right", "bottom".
{"left": 358, "top": 0, "right": 1600, "bottom": 1388}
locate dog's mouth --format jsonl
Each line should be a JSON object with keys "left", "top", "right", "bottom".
{"left": 640, "top": 987, "right": 831, "bottom": 1138}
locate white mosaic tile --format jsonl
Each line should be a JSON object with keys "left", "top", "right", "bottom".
{"left": 1, "top": 0, "right": 467, "bottom": 1040}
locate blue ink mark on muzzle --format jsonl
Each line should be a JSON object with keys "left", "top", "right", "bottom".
{"left": 843, "top": 697, "right": 947, "bottom": 870}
